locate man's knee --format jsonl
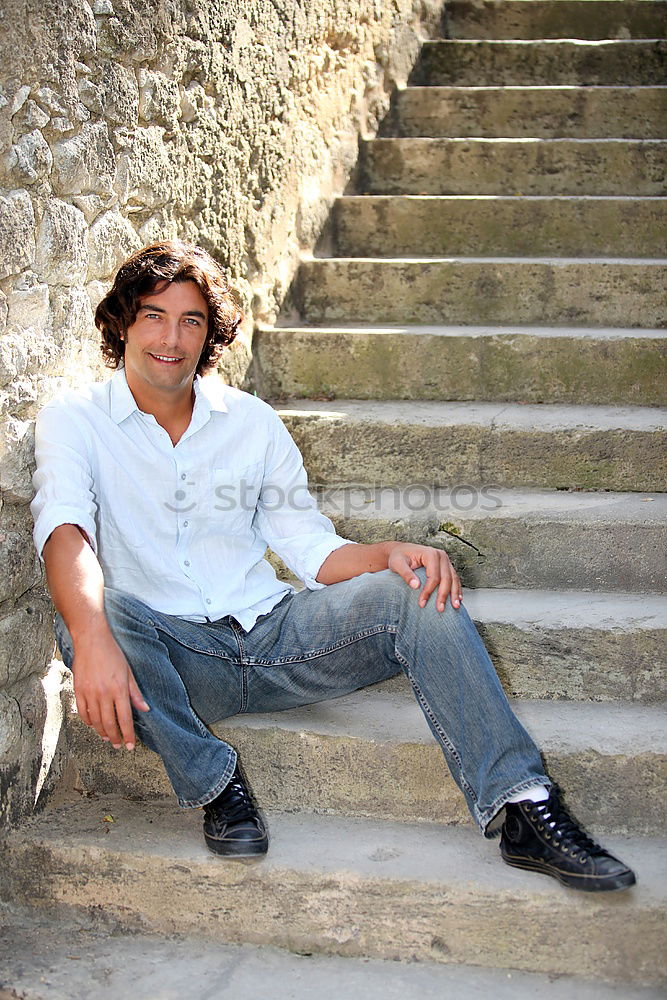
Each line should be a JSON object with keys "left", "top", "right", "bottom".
{"left": 346, "top": 567, "right": 430, "bottom": 623}
{"left": 374, "top": 566, "right": 474, "bottom": 635}
{"left": 353, "top": 567, "right": 411, "bottom": 605}
{"left": 365, "top": 566, "right": 429, "bottom": 606}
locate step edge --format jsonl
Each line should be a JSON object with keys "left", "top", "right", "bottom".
{"left": 6, "top": 797, "right": 666, "bottom": 900}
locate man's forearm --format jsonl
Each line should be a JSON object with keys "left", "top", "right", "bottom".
{"left": 316, "top": 541, "right": 398, "bottom": 584}
{"left": 42, "top": 524, "right": 110, "bottom": 642}
{"left": 42, "top": 523, "right": 149, "bottom": 748}
{"left": 316, "top": 538, "right": 463, "bottom": 612}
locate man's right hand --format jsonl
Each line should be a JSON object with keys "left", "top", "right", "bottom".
{"left": 42, "top": 524, "right": 150, "bottom": 750}
{"left": 72, "top": 627, "right": 150, "bottom": 750}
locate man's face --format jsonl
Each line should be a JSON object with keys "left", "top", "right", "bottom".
{"left": 122, "top": 280, "right": 209, "bottom": 399}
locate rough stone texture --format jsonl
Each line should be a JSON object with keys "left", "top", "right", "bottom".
{"left": 312, "top": 488, "right": 667, "bottom": 594}
{"left": 333, "top": 195, "right": 667, "bottom": 258}
{"left": 464, "top": 591, "right": 666, "bottom": 705}
{"left": 0, "top": 504, "right": 42, "bottom": 603}
{"left": 443, "top": 0, "right": 667, "bottom": 40}
{"left": 0, "top": 593, "right": 55, "bottom": 690}
{"left": 86, "top": 209, "right": 142, "bottom": 281}
{"left": 361, "top": 138, "right": 667, "bottom": 196}
{"left": 0, "top": 190, "right": 36, "bottom": 279}
{"left": 0, "top": 661, "right": 70, "bottom": 829}
{"left": 35, "top": 199, "right": 89, "bottom": 285}
{"left": 254, "top": 324, "right": 667, "bottom": 406}
{"left": 0, "top": 416, "right": 37, "bottom": 502}
{"left": 2, "top": 904, "right": 664, "bottom": 1000}
{"left": 277, "top": 400, "right": 667, "bottom": 492}
{"left": 294, "top": 259, "right": 667, "bottom": 328}
{"left": 389, "top": 86, "right": 667, "bottom": 139}
{"left": 411, "top": 39, "right": 667, "bottom": 86}
{"left": 0, "top": 0, "right": 442, "bottom": 826}
{"left": 2, "top": 800, "right": 665, "bottom": 986}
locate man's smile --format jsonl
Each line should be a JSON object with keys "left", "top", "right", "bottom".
{"left": 148, "top": 353, "right": 185, "bottom": 364}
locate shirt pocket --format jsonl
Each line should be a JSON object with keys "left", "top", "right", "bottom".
{"left": 98, "top": 459, "right": 152, "bottom": 551}
{"left": 211, "top": 461, "right": 263, "bottom": 534}
{"left": 100, "top": 504, "right": 149, "bottom": 554}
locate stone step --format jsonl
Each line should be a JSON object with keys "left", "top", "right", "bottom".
{"left": 2, "top": 903, "right": 664, "bottom": 1000}
{"left": 360, "top": 138, "right": 667, "bottom": 196}
{"left": 447, "top": 589, "right": 666, "bottom": 703}
{"left": 293, "top": 258, "right": 667, "bottom": 327}
{"left": 2, "top": 799, "right": 665, "bottom": 985}
{"left": 313, "top": 487, "right": 667, "bottom": 596}
{"left": 388, "top": 86, "right": 667, "bottom": 140}
{"left": 410, "top": 40, "right": 667, "bottom": 87}
{"left": 276, "top": 400, "right": 667, "bottom": 492}
{"left": 443, "top": 0, "right": 667, "bottom": 40}
{"left": 67, "top": 686, "right": 667, "bottom": 835}
{"left": 204, "top": 696, "right": 667, "bottom": 836}
{"left": 253, "top": 324, "right": 667, "bottom": 406}
{"left": 332, "top": 196, "right": 667, "bottom": 257}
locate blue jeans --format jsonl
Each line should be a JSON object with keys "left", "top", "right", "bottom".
{"left": 55, "top": 568, "right": 549, "bottom": 834}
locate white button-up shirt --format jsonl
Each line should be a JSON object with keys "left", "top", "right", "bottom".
{"left": 31, "top": 368, "right": 351, "bottom": 630}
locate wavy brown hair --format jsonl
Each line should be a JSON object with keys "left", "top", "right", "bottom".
{"left": 95, "top": 240, "right": 243, "bottom": 376}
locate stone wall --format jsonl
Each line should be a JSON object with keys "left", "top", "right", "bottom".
{"left": 0, "top": 0, "right": 442, "bottom": 826}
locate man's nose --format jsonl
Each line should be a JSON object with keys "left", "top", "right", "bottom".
{"left": 160, "top": 320, "right": 180, "bottom": 345}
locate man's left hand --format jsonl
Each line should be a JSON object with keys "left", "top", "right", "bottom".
{"left": 387, "top": 542, "right": 463, "bottom": 612}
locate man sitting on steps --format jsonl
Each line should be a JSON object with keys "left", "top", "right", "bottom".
{"left": 31, "top": 239, "right": 635, "bottom": 893}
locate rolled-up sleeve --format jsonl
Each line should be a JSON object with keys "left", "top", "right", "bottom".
{"left": 254, "top": 413, "right": 352, "bottom": 588}
{"left": 31, "top": 402, "right": 98, "bottom": 560}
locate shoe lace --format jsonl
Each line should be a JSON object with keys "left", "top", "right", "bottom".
{"left": 526, "top": 789, "right": 602, "bottom": 862}
{"left": 205, "top": 769, "right": 257, "bottom": 826}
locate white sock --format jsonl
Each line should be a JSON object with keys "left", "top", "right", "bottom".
{"left": 506, "top": 784, "right": 550, "bottom": 805}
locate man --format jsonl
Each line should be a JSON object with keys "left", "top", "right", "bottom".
{"left": 31, "top": 240, "right": 635, "bottom": 892}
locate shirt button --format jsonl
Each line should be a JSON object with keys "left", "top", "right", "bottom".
{"left": 184, "top": 560, "right": 190, "bottom": 567}
{"left": 206, "top": 599, "right": 212, "bottom": 605}
{"left": 183, "top": 520, "right": 189, "bottom": 527}
{"left": 181, "top": 473, "right": 186, "bottom": 480}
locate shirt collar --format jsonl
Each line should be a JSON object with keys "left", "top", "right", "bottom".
{"left": 193, "top": 373, "right": 229, "bottom": 415}
{"left": 109, "top": 368, "right": 139, "bottom": 423}
{"left": 109, "top": 367, "right": 229, "bottom": 425}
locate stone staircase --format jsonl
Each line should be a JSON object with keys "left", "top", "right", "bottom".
{"left": 2, "top": 1, "right": 666, "bottom": 994}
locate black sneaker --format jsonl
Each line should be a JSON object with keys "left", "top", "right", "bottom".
{"left": 203, "top": 762, "right": 269, "bottom": 858}
{"left": 500, "top": 788, "right": 636, "bottom": 892}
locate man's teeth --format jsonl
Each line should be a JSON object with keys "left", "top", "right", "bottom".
{"left": 153, "top": 354, "right": 181, "bottom": 362}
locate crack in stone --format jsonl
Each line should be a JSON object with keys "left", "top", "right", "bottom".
{"left": 436, "top": 525, "right": 485, "bottom": 558}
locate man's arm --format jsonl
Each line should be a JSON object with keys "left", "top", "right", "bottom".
{"left": 316, "top": 540, "right": 463, "bottom": 612}
{"left": 254, "top": 406, "right": 462, "bottom": 609}
{"left": 43, "top": 524, "right": 149, "bottom": 750}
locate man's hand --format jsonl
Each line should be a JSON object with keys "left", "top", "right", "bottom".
{"left": 387, "top": 542, "right": 463, "bottom": 612}
{"left": 72, "top": 627, "right": 150, "bottom": 750}
{"left": 317, "top": 539, "right": 462, "bottom": 611}
{"left": 42, "top": 524, "right": 150, "bottom": 749}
